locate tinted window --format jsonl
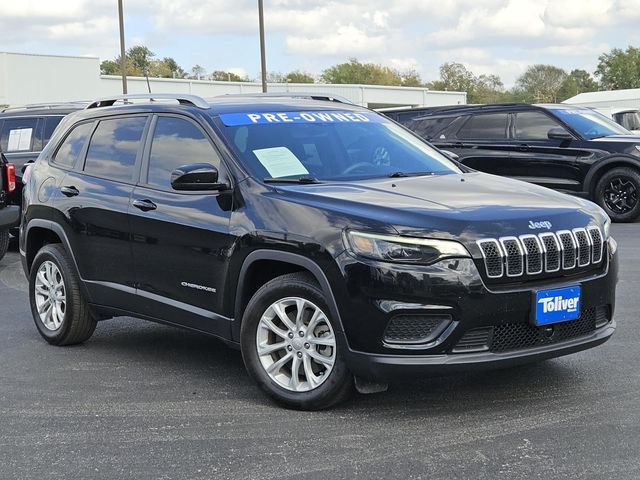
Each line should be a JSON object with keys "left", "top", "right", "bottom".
{"left": 457, "top": 114, "right": 508, "bottom": 140}
{"left": 43, "top": 116, "right": 65, "bottom": 145}
{"left": 405, "top": 116, "right": 456, "bottom": 140}
{"left": 147, "top": 116, "right": 219, "bottom": 189}
{"left": 84, "top": 117, "right": 147, "bottom": 182}
{"left": 52, "top": 122, "right": 94, "bottom": 168}
{"left": 1, "top": 118, "right": 39, "bottom": 152}
{"left": 516, "top": 111, "right": 562, "bottom": 140}
{"left": 552, "top": 108, "right": 629, "bottom": 139}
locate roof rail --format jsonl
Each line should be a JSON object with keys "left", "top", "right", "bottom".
{"left": 2, "top": 101, "right": 89, "bottom": 112}
{"left": 218, "top": 92, "right": 354, "bottom": 105}
{"left": 86, "top": 94, "right": 210, "bottom": 110}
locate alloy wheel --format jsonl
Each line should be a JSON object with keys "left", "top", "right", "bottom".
{"left": 604, "top": 175, "right": 638, "bottom": 214}
{"left": 34, "top": 260, "right": 66, "bottom": 331}
{"left": 256, "top": 297, "right": 336, "bottom": 392}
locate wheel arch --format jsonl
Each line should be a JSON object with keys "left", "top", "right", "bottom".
{"left": 24, "top": 220, "right": 92, "bottom": 301}
{"left": 585, "top": 156, "right": 640, "bottom": 196}
{"left": 232, "top": 250, "right": 346, "bottom": 344}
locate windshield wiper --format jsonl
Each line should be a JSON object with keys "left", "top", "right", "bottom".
{"left": 263, "top": 176, "right": 322, "bottom": 184}
{"left": 387, "top": 171, "right": 436, "bottom": 178}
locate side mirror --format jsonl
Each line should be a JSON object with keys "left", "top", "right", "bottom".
{"left": 548, "top": 127, "right": 573, "bottom": 141}
{"left": 170, "top": 163, "right": 227, "bottom": 191}
{"left": 440, "top": 149, "right": 460, "bottom": 161}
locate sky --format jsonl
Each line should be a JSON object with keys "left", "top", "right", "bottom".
{"left": 1, "top": 0, "right": 640, "bottom": 87}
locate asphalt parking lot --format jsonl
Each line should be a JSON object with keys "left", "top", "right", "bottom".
{"left": 0, "top": 225, "right": 638, "bottom": 480}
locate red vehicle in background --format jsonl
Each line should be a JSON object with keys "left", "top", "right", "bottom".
{"left": 0, "top": 152, "right": 19, "bottom": 261}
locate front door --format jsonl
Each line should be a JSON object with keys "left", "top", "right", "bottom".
{"left": 128, "top": 114, "right": 234, "bottom": 337}
{"left": 509, "top": 110, "right": 581, "bottom": 191}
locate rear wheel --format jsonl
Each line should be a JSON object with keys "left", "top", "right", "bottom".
{"left": 0, "top": 229, "right": 8, "bottom": 262}
{"left": 29, "top": 244, "right": 96, "bottom": 345}
{"left": 595, "top": 167, "right": 640, "bottom": 222}
{"left": 240, "top": 272, "right": 352, "bottom": 410}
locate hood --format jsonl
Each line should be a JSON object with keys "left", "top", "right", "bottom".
{"left": 592, "top": 134, "right": 640, "bottom": 143}
{"left": 275, "top": 172, "right": 607, "bottom": 240}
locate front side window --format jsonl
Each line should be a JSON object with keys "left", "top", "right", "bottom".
{"left": 552, "top": 108, "right": 630, "bottom": 139}
{"left": 457, "top": 114, "right": 508, "bottom": 140}
{"left": 515, "top": 111, "right": 564, "bottom": 140}
{"left": 52, "top": 122, "right": 94, "bottom": 168}
{"left": 84, "top": 117, "right": 147, "bottom": 182}
{"left": 214, "top": 110, "right": 461, "bottom": 181}
{"left": 0, "top": 118, "right": 39, "bottom": 152}
{"left": 146, "top": 116, "right": 220, "bottom": 189}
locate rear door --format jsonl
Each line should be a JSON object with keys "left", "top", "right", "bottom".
{"left": 510, "top": 110, "right": 582, "bottom": 191}
{"left": 129, "top": 114, "right": 234, "bottom": 336}
{"left": 53, "top": 115, "right": 149, "bottom": 308}
{"left": 444, "top": 112, "right": 514, "bottom": 174}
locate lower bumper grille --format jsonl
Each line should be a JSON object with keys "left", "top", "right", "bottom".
{"left": 451, "top": 306, "right": 610, "bottom": 354}
{"left": 383, "top": 314, "right": 451, "bottom": 344}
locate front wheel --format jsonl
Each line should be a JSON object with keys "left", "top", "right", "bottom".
{"left": 240, "top": 272, "right": 353, "bottom": 410}
{"left": 595, "top": 167, "right": 640, "bottom": 222}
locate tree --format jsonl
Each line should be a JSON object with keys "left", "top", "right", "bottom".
{"left": 210, "top": 70, "right": 246, "bottom": 82}
{"left": 515, "top": 64, "right": 568, "bottom": 103}
{"left": 429, "top": 63, "right": 506, "bottom": 103}
{"left": 596, "top": 46, "right": 640, "bottom": 90}
{"left": 100, "top": 59, "right": 120, "bottom": 75}
{"left": 321, "top": 58, "right": 423, "bottom": 86}
{"left": 191, "top": 64, "right": 206, "bottom": 80}
{"left": 127, "top": 45, "right": 155, "bottom": 74}
{"left": 557, "top": 69, "right": 599, "bottom": 101}
{"left": 284, "top": 71, "right": 315, "bottom": 83}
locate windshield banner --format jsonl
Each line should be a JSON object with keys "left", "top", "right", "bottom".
{"left": 219, "top": 111, "right": 388, "bottom": 126}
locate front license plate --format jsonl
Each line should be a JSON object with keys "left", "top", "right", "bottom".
{"left": 534, "top": 286, "right": 581, "bottom": 326}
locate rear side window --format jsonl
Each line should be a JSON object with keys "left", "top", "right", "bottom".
{"left": 84, "top": 117, "right": 147, "bottom": 182}
{"left": 52, "top": 122, "right": 94, "bottom": 168}
{"left": 43, "top": 116, "right": 65, "bottom": 145}
{"left": 0, "top": 118, "right": 39, "bottom": 152}
{"left": 405, "top": 116, "right": 456, "bottom": 140}
{"left": 515, "top": 111, "right": 562, "bottom": 140}
{"left": 457, "top": 114, "right": 508, "bottom": 140}
{"left": 146, "top": 116, "right": 220, "bottom": 189}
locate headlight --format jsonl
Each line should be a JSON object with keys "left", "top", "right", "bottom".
{"left": 345, "top": 231, "right": 470, "bottom": 264}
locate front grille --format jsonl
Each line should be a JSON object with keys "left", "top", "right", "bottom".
{"left": 451, "top": 306, "right": 610, "bottom": 354}
{"left": 491, "top": 307, "right": 599, "bottom": 353}
{"left": 383, "top": 315, "right": 451, "bottom": 344}
{"left": 477, "top": 227, "right": 604, "bottom": 280}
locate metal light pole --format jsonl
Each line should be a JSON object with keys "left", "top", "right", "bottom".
{"left": 118, "top": 0, "right": 128, "bottom": 94}
{"left": 258, "top": 0, "right": 267, "bottom": 92}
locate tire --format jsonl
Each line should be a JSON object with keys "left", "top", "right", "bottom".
{"left": 29, "top": 244, "right": 96, "bottom": 346}
{"left": 594, "top": 167, "right": 640, "bottom": 222}
{"left": 0, "top": 229, "right": 8, "bottom": 262}
{"left": 240, "top": 272, "right": 353, "bottom": 410}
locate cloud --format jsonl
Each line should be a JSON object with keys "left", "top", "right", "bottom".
{"left": 286, "top": 24, "right": 386, "bottom": 56}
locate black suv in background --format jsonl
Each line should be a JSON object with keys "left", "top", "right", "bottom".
{"left": 0, "top": 102, "right": 85, "bottom": 210}
{"left": 384, "top": 103, "right": 640, "bottom": 222}
{"left": 21, "top": 94, "right": 617, "bottom": 409}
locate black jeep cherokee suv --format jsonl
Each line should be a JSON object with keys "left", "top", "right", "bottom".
{"left": 21, "top": 94, "right": 618, "bottom": 409}
{"left": 384, "top": 103, "right": 640, "bottom": 222}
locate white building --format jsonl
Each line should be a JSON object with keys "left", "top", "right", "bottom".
{"left": 563, "top": 88, "right": 640, "bottom": 110}
{"left": 0, "top": 51, "right": 466, "bottom": 109}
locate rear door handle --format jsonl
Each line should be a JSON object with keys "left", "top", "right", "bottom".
{"left": 132, "top": 199, "right": 157, "bottom": 212}
{"left": 60, "top": 186, "right": 79, "bottom": 197}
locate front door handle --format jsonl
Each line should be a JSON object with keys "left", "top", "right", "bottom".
{"left": 132, "top": 199, "right": 157, "bottom": 212}
{"left": 60, "top": 186, "right": 79, "bottom": 197}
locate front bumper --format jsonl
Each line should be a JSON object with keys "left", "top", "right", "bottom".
{"left": 333, "top": 238, "right": 618, "bottom": 378}
{"left": 345, "top": 322, "right": 615, "bottom": 381}
{"left": 0, "top": 205, "right": 20, "bottom": 229}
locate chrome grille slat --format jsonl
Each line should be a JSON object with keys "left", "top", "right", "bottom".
{"left": 477, "top": 227, "right": 604, "bottom": 280}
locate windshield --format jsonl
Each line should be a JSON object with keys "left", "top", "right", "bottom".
{"left": 553, "top": 108, "right": 631, "bottom": 139}
{"left": 214, "top": 110, "right": 462, "bottom": 181}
